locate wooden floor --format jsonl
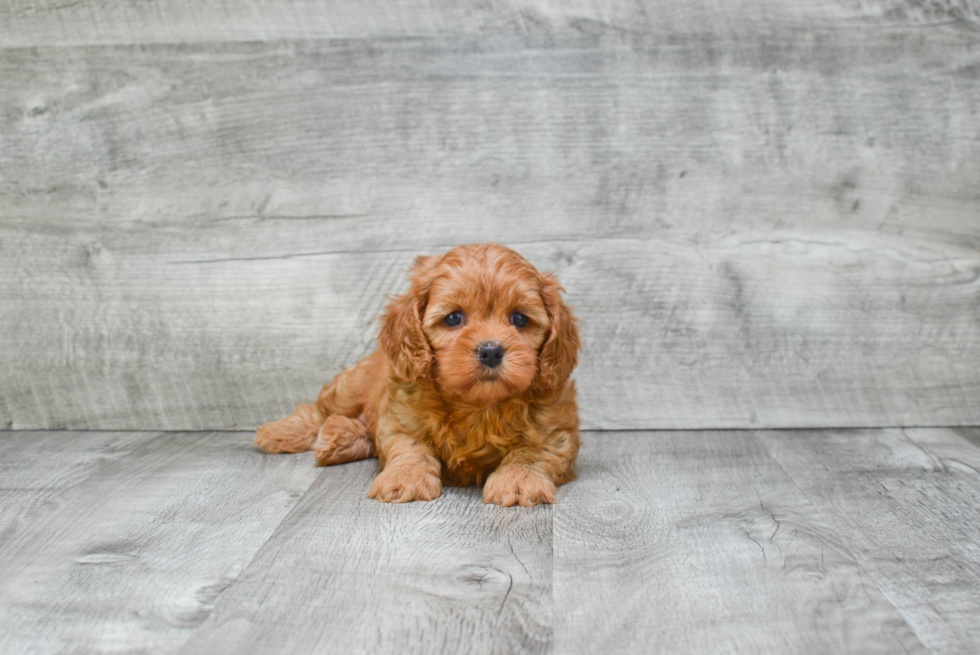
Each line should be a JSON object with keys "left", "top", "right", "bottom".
{"left": 2, "top": 428, "right": 979, "bottom": 654}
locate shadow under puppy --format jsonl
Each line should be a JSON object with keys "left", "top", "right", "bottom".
{"left": 255, "top": 243, "right": 580, "bottom": 506}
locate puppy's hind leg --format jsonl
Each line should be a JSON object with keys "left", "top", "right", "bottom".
{"left": 257, "top": 351, "right": 384, "bottom": 456}
{"left": 314, "top": 415, "right": 376, "bottom": 466}
{"left": 254, "top": 402, "right": 323, "bottom": 453}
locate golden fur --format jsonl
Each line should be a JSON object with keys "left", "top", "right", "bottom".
{"left": 254, "top": 243, "right": 580, "bottom": 506}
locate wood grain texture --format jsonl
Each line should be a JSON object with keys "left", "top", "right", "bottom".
{"left": 552, "top": 431, "right": 924, "bottom": 653}
{"left": 953, "top": 427, "right": 980, "bottom": 449}
{"left": 0, "top": 430, "right": 150, "bottom": 543}
{"left": 0, "top": 431, "right": 321, "bottom": 654}
{"left": 180, "top": 460, "right": 553, "bottom": 655}
{"left": 3, "top": 429, "right": 980, "bottom": 653}
{"left": 2, "top": 29, "right": 978, "bottom": 431}
{"left": 754, "top": 428, "right": 980, "bottom": 653}
{"left": 2, "top": 0, "right": 979, "bottom": 46}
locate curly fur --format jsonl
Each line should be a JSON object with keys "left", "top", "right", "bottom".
{"left": 255, "top": 243, "right": 581, "bottom": 506}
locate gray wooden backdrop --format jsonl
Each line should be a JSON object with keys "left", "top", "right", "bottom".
{"left": 2, "top": 1, "right": 979, "bottom": 431}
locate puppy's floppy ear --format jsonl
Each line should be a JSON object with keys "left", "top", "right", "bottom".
{"left": 379, "top": 255, "right": 437, "bottom": 383}
{"left": 536, "top": 272, "right": 580, "bottom": 391}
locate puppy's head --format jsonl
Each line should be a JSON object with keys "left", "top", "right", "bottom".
{"left": 379, "top": 243, "right": 579, "bottom": 404}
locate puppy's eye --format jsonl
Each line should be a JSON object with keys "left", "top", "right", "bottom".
{"left": 510, "top": 312, "right": 528, "bottom": 328}
{"left": 444, "top": 311, "right": 464, "bottom": 327}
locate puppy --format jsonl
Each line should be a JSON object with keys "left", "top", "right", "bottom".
{"left": 254, "top": 243, "right": 580, "bottom": 506}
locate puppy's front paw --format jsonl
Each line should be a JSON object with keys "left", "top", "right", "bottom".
{"left": 483, "top": 466, "right": 557, "bottom": 507}
{"left": 367, "top": 466, "right": 442, "bottom": 503}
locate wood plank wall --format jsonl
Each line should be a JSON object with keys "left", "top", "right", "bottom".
{"left": 1, "top": 1, "right": 979, "bottom": 431}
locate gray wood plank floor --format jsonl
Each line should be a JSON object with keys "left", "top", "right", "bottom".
{"left": 1, "top": 429, "right": 979, "bottom": 654}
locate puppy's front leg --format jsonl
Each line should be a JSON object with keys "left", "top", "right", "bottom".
{"left": 484, "top": 430, "right": 579, "bottom": 507}
{"left": 367, "top": 433, "right": 442, "bottom": 503}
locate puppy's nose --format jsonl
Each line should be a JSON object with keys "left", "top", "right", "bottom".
{"left": 477, "top": 341, "right": 505, "bottom": 368}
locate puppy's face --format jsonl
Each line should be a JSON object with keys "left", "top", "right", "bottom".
{"left": 379, "top": 243, "right": 579, "bottom": 405}
{"left": 422, "top": 256, "right": 550, "bottom": 404}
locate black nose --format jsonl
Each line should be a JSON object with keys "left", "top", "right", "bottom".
{"left": 477, "top": 341, "right": 505, "bottom": 368}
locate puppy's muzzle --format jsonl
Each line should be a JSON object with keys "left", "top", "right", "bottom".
{"left": 477, "top": 341, "right": 505, "bottom": 369}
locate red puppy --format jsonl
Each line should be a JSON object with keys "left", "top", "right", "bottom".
{"left": 255, "top": 243, "right": 580, "bottom": 506}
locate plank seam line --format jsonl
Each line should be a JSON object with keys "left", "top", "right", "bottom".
{"left": 162, "top": 234, "right": 637, "bottom": 265}
{"left": 3, "top": 425, "right": 980, "bottom": 435}
{"left": 747, "top": 428, "right": 928, "bottom": 652}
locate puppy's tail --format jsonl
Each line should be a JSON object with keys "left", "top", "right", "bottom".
{"left": 254, "top": 402, "right": 323, "bottom": 453}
